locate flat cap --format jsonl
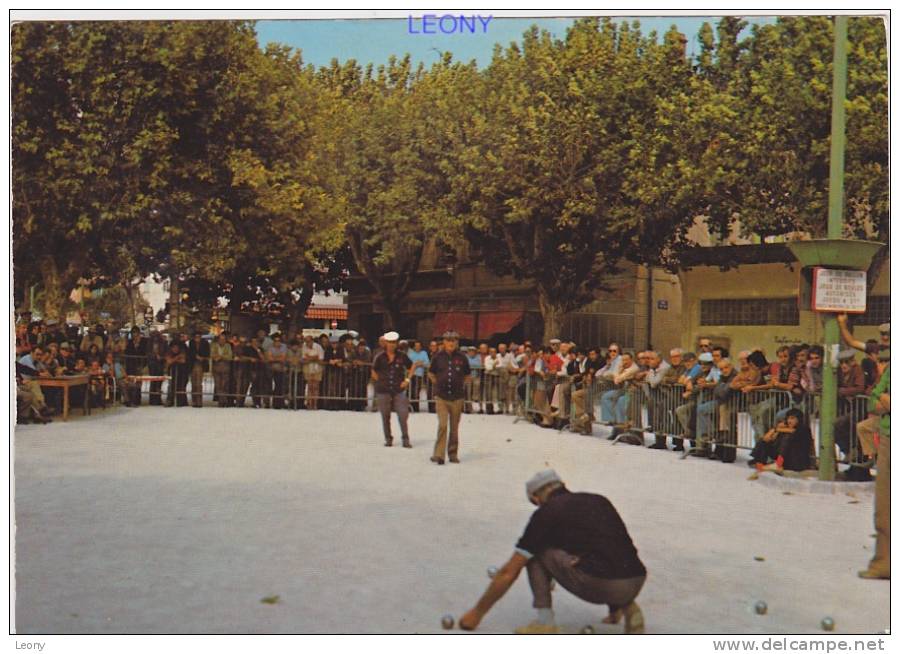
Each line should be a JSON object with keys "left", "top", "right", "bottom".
{"left": 837, "top": 348, "right": 856, "bottom": 361}
{"left": 549, "top": 338, "right": 561, "bottom": 344}
{"left": 382, "top": 331, "right": 399, "bottom": 342}
{"left": 526, "top": 469, "right": 562, "bottom": 499}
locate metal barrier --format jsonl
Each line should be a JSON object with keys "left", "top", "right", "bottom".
{"left": 49, "top": 349, "right": 884, "bottom": 475}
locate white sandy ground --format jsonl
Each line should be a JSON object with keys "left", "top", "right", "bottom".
{"left": 13, "top": 405, "right": 889, "bottom": 635}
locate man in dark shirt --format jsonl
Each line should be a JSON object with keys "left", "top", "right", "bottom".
{"left": 186, "top": 332, "right": 211, "bottom": 408}
{"left": 460, "top": 469, "right": 646, "bottom": 634}
{"left": 427, "top": 330, "right": 472, "bottom": 464}
{"left": 123, "top": 328, "right": 148, "bottom": 406}
{"left": 371, "top": 331, "right": 414, "bottom": 447}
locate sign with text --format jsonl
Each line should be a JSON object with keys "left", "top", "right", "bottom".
{"left": 811, "top": 267, "right": 867, "bottom": 313}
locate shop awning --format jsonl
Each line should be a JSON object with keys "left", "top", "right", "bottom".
{"left": 477, "top": 311, "right": 524, "bottom": 338}
{"left": 433, "top": 311, "right": 476, "bottom": 339}
{"left": 305, "top": 306, "right": 348, "bottom": 321}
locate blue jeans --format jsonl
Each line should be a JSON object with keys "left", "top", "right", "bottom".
{"left": 696, "top": 400, "right": 717, "bottom": 439}
{"left": 601, "top": 389, "right": 630, "bottom": 423}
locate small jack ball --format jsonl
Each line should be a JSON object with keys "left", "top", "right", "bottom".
{"left": 821, "top": 617, "right": 835, "bottom": 631}
{"left": 581, "top": 625, "right": 595, "bottom": 635}
{"left": 755, "top": 601, "right": 768, "bottom": 615}
{"left": 441, "top": 614, "right": 455, "bottom": 630}
{"left": 487, "top": 566, "right": 498, "bottom": 579}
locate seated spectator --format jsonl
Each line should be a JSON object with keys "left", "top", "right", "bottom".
{"left": 57, "top": 342, "right": 77, "bottom": 374}
{"left": 599, "top": 351, "right": 639, "bottom": 427}
{"left": 749, "top": 408, "right": 813, "bottom": 472}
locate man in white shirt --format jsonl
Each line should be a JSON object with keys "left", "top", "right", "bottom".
{"left": 596, "top": 343, "right": 623, "bottom": 382}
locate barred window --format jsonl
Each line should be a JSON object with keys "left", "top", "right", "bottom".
{"left": 700, "top": 298, "right": 799, "bottom": 326}
{"left": 853, "top": 296, "right": 891, "bottom": 326}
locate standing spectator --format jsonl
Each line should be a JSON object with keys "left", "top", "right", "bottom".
{"left": 643, "top": 351, "right": 672, "bottom": 449}
{"left": 186, "top": 332, "right": 210, "bottom": 408}
{"left": 86, "top": 343, "right": 103, "bottom": 365}
{"left": 286, "top": 339, "right": 305, "bottom": 409}
{"left": 210, "top": 332, "right": 233, "bottom": 408}
{"left": 407, "top": 340, "right": 430, "bottom": 413}
{"left": 103, "top": 351, "right": 129, "bottom": 405}
{"left": 164, "top": 339, "right": 188, "bottom": 407}
{"left": 80, "top": 323, "right": 106, "bottom": 353}
{"left": 147, "top": 333, "right": 166, "bottom": 406}
{"left": 228, "top": 336, "right": 251, "bottom": 408}
{"left": 466, "top": 346, "right": 483, "bottom": 414}
{"left": 428, "top": 331, "right": 472, "bottom": 465}
{"left": 427, "top": 339, "right": 440, "bottom": 414}
{"left": 124, "top": 327, "right": 148, "bottom": 406}
{"left": 256, "top": 328, "right": 273, "bottom": 351}
{"left": 371, "top": 331, "right": 414, "bottom": 448}
{"left": 858, "top": 351, "right": 890, "bottom": 580}
{"left": 832, "top": 349, "right": 868, "bottom": 475}
{"left": 320, "top": 334, "right": 338, "bottom": 409}
{"left": 301, "top": 334, "right": 325, "bottom": 410}
{"left": 862, "top": 340, "right": 882, "bottom": 391}
{"left": 245, "top": 337, "right": 265, "bottom": 409}
{"left": 266, "top": 333, "right": 289, "bottom": 409}
{"left": 837, "top": 313, "right": 890, "bottom": 354}
{"left": 351, "top": 340, "right": 372, "bottom": 411}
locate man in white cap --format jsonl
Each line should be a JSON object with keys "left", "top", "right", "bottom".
{"left": 459, "top": 469, "right": 647, "bottom": 634}
{"left": 370, "top": 331, "right": 415, "bottom": 447}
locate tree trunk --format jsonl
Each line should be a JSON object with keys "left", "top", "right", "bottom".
{"left": 381, "top": 300, "right": 402, "bottom": 332}
{"left": 285, "top": 282, "right": 315, "bottom": 340}
{"left": 39, "top": 256, "right": 67, "bottom": 321}
{"left": 536, "top": 288, "right": 568, "bottom": 344}
{"left": 123, "top": 280, "right": 137, "bottom": 328}
{"left": 168, "top": 276, "right": 180, "bottom": 330}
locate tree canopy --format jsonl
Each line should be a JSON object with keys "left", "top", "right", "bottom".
{"left": 12, "top": 17, "right": 889, "bottom": 336}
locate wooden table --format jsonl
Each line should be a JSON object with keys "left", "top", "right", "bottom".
{"left": 35, "top": 375, "right": 90, "bottom": 421}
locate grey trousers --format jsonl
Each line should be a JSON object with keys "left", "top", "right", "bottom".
{"left": 376, "top": 392, "right": 410, "bottom": 442}
{"left": 527, "top": 548, "right": 646, "bottom": 611}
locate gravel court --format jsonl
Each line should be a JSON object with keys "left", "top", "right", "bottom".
{"left": 13, "top": 406, "right": 889, "bottom": 634}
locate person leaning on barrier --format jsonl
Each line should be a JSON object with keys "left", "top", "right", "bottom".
{"left": 286, "top": 339, "right": 305, "bottom": 410}
{"left": 676, "top": 352, "right": 716, "bottom": 455}
{"left": 164, "top": 338, "right": 189, "bottom": 407}
{"left": 266, "top": 333, "right": 289, "bottom": 409}
{"left": 859, "top": 349, "right": 890, "bottom": 580}
{"left": 599, "top": 352, "right": 640, "bottom": 427}
{"left": 832, "top": 348, "right": 870, "bottom": 478}
{"left": 569, "top": 349, "right": 594, "bottom": 435}
{"left": 837, "top": 313, "right": 890, "bottom": 354}
{"left": 428, "top": 331, "right": 472, "bottom": 465}
{"left": 458, "top": 470, "right": 647, "bottom": 635}
{"left": 371, "top": 331, "right": 414, "bottom": 448}
{"left": 642, "top": 351, "right": 671, "bottom": 449}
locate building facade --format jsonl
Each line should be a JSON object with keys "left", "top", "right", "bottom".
{"left": 345, "top": 240, "right": 682, "bottom": 351}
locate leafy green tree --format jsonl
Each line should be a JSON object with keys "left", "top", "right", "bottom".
{"left": 697, "top": 16, "right": 888, "bottom": 241}
{"left": 447, "top": 19, "right": 701, "bottom": 338}
{"left": 313, "top": 55, "right": 472, "bottom": 330}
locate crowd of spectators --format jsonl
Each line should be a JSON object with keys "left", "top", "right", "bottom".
{"left": 14, "top": 312, "right": 890, "bottom": 482}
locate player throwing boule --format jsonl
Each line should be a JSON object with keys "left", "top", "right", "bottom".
{"left": 459, "top": 470, "right": 647, "bottom": 634}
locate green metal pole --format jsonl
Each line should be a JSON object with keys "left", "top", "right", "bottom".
{"left": 818, "top": 15, "right": 849, "bottom": 481}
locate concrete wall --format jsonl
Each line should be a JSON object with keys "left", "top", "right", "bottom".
{"left": 679, "top": 259, "right": 890, "bottom": 356}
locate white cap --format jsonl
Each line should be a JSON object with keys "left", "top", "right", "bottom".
{"left": 383, "top": 331, "right": 400, "bottom": 342}
{"left": 526, "top": 469, "right": 562, "bottom": 499}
